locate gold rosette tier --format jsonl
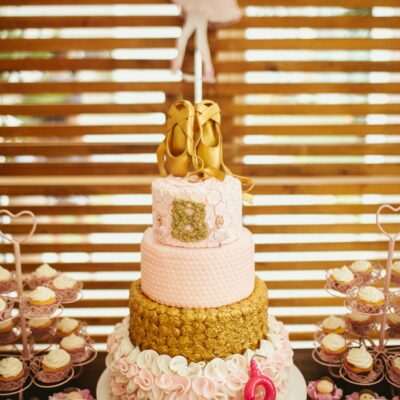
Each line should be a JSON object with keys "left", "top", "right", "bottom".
{"left": 129, "top": 278, "right": 268, "bottom": 362}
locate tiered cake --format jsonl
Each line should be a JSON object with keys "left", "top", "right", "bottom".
{"left": 105, "top": 100, "right": 294, "bottom": 399}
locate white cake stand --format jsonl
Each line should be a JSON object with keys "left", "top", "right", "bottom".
{"left": 96, "top": 364, "right": 307, "bottom": 400}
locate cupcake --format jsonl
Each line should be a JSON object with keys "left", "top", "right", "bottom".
{"left": 327, "top": 266, "right": 355, "bottom": 293}
{"left": 388, "top": 313, "right": 400, "bottom": 331}
{"left": 350, "top": 260, "right": 373, "bottom": 283}
{"left": 307, "top": 376, "right": 343, "bottom": 400}
{"left": 392, "top": 356, "right": 400, "bottom": 379}
{"left": 322, "top": 315, "right": 346, "bottom": 334}
{"left": 28, "top": 263, "right": 59, "bottom": 289}
{"left": 28, "top": 318, "right": 53, "bottom": 338}
{"left": 343, "top": 345, "right": 373, "bottom": 375}
{"left": 0, "top": 297, "right": 12, "bottom": 321}
{"left": 42, "top": 349, "right": 71, "bottom": 373}
{"left": 356, "top": 286, "right": 385, "bottom": 313}
{"left": 0, "top": 319, "right": 14, "bottom": 334}
{"left": 52, "top": 274, "right": 81, "bottom": 302}
{"left": 0, "top": 267, "right": 14, "bottom": 293}
{"left": 392, "top": 261, "right": 400, "bottom": 285}
{"left": 0, "top": 357, "right": 24, "bottom": 382}
{"left": 320, "top": 333, "right": 347, "bottom": 361}
{"left": 28, "top": 286, "right": 57, "bottom": 306}
{"left": 347, "top": 311, "right": 375, "bottom": 335}
{"left": 60, "top": 334, "right": 86, "bottom": 355}
{"left": 56, "top": 318, "right": 81, "bottom": 338}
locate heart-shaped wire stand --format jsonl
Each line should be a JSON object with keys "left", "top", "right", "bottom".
{"left": 0, "top": 209, "right": 96, "bottom": 398}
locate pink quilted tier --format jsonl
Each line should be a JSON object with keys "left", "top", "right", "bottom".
{"left": 141, "top": 227, "right": 255, "bottom": 308}
{"left": 152, "top": 175, "right": 242, "bottom": 248}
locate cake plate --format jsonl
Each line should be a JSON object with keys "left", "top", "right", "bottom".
{"left": 96, "top": 364, "right": 307, "bottom": 400}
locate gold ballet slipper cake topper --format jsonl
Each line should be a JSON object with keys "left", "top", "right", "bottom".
{"left": 157, "top": 99, "right": 254, "bottom": 202}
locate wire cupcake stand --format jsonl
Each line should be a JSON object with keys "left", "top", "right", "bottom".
{"left": 0, "top": 209, "right": 97, "bottom": 399}
{"left": 312, "top": 204, "right": 400, "bottom": 394}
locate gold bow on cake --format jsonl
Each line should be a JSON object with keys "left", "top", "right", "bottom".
{"left": 157, "top": 99, "right": 254, "bottom": 202}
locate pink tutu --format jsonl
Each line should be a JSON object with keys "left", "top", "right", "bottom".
{"left": 172, "top": 0, "right": 241, "bottom": 25}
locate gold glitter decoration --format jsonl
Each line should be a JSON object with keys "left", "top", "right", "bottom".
{"left": 215, "top": 215, "right": 224, "bottom": 229}
{"left": 171, "top": 199, "right": 209, "bottom": 243}
{"left": 129, "top": 278, "right": 268, "bottom": 362}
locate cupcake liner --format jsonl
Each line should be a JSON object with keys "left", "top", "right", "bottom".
{"left": 30, "top": 322, "right": 56, "bottom": 342}
{"left": 391, "top": 273, "right": 400, "bottom": 286}
{"left": 26, "top": 274, "right": 59, "bottom": 291}
{"left": 347, "top": 321, "right": 376, "bottom": 337}
{"left": 0, "top": 274, "right": 16, "bottom": 294}
{"left": 326, "top": 277, "right": 353, "bottom": 294}
{"left": 50, "top": 281, "right": 83, "bottom": 303}
{"left": 390, "top": 291, "right": 400, "bottom": 314}
{"left": 0, "top": 297, "right": 14, "bottom": 321}
{"left": 315, "top": 347, "right": 345, "bottom": 364}
{"left": 353, "top": 265, "right": 383, "bottom": 285}
{"left": 0, "top": 326, "right": 20, "bottom": 346}
{"left": 21, "top": 295, "right": 61, "bottom": 319}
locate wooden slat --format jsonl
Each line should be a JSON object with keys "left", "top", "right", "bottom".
{"left": 2, "top": 176, "right": 399, "bottom": 195}
{"left": 2, "top": 124, "right": 400, "bottom": 138}
{"left": 3, "top": 162, "right": 400, "bottom": 176}
{"left": 2, "top": 103, "right": 400, "bottom": 116}
{"left": 3, "top": 222, "right": 399, "bottom": 235}
{"left": 1, "top": 16, "right": 399, "bottom": 29}
{"left": 5, "top": 203, "right": 390, "bottom": 215}
{"left": 3, "top": 143, "right": 400, "bottom": 157}
{"left": 2, "top": 0, "right": 399, "bottom": 6}
{"left": 0, "top": 241, "right": 390, "bottom": 253}
{"left": 1, "top": 38, "right": 399, "bottom": 52}
{"left": 1, "top": 59, "right": 399, "bottom": 73}
{"left": 2, "top": 82, "right": 397, "bottom": 94}
{"left": 2, "top": 260, "right": 386, "bottom": 273}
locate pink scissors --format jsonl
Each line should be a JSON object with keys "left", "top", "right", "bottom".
{"left": 244, "top": 359, "right": 277, "bottom": 400}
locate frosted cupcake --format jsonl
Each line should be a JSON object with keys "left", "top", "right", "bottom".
{"left": 0, "top": 319, "right": 14, "bottom": 335}
{"left": 388, "top": 313, "right": 400, "bottom": 332}
{"left": 0, "top": 267, "right": 15, "bottom": 293}
{"left": 327, "top": 266, "right": 355, "bottom": 293}
{"left": 26, "top": 286, "right": 58, "bottom": 318}
{"left": 56, "top": 318, "right": 81, "bottom": 338}
{"left": 41, "top": 349, "right": 72, "bottom": 382}
{"left": 52, "top": 274, "right": 82, "bottom": 302}
{"left": 391, "top": 261, "right": 400, "bottom": 285}
{"left": 28, "top": 318, "right": 53, "bottom": 339}
{"left": 356, "top": 286, "right": 385, "bottom": 314}
{"left": 60, "top": 334, "right": 87, "bottom": 358}
{"left": 307, "top": 376, "right": 343, "bottom": 400}
{"left": 0, "top": 297, "right": 13, "bottom": 321}
{"left": 0, "top": 357, "right": 25, "bottom": 388}
{"left": 347, "top": 311, "right": 376, "bottom": 336}
{"left": 392, "top": 356, "right": 400, "bottom": 380}
{"left": 320, "top": 333, "right": 347, "bottom": 362}
{"left": 28, "top": 263, "right": 59, "bottom": 289}
{"left": 349, "top": 260, "right": 373, "bottom": 283}
{"left": 343, "top": 345, "right": 373, "bottom": 376}
{"left": 322, "top": 315, "right": 346, "bottom": 335}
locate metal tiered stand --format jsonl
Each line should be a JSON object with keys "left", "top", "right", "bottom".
{"left": 0, "top": 209, "right": 97, "bottom": 399}
{"left": 312, "top": 204, "right": 400, "bottom": 395}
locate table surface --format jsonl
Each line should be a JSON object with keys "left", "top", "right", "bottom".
{"left": 17, "top": 350, "right": 397, "bottom": 399}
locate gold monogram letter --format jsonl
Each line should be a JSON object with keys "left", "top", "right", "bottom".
{"left": 171, "top": 199, "right": 209, "bottom": 242}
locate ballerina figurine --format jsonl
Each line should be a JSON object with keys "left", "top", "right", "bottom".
{"left": 171, "top": 0, "right": 241, "bottom": 82}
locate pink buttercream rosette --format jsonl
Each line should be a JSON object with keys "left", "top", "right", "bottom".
{"left": 0, "top": 273, "right": 16, "bottom": 294}
{"left": 0, "top": 296, "right": 14, "bottom": 321}
{"left": 307, "top": 380, "right": 343, "bottom": 400}
{"left": 50, "top": 281, "right": 83, "bottom": 303}
{"left": 49, "top": 388, "right": 94, "bottom": 400}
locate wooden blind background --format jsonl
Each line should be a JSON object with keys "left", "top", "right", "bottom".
{"left": 1, "top": 0, "right": 400, "bottom": 349}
